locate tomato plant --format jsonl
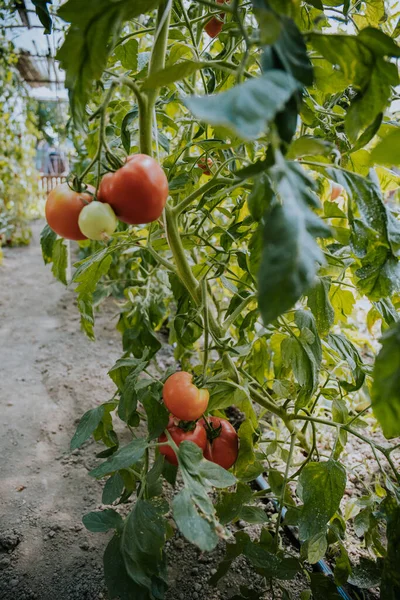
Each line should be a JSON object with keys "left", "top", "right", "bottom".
{"left": 34, "top": 1, "right": 400, "bottom": 599}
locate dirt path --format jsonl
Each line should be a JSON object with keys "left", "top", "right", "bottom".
{"left": 0, "top": 221, "right": 120, "bottom": 599}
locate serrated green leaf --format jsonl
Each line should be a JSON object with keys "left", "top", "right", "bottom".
{"left": 83, "top": 508, "right": 123, "bottom": 533}
{"left": 51, "top": 238, "right": 67, "bottom": 285}
{"left": 40, "top": 223, "right": 57, "bottom": 264}
{"left": 298, "top": 460, "right": 346, "bottom": 541}
{"left": 185, "top": 71, "right": 300, "bottom": 140}
{"left": 71, "top": 404, "right": 105, "bottom": 450}
{"left": 371, "top": 321, "right": 400, "bottom": 438}
{"left": 57, "top": 0, "right": 161, "bottom": 126}
{"left": 90, "top": 438, "right": 148, "bottom": 478}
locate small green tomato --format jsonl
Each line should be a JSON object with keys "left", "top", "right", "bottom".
{"left": 78, "top": 201, "right": 118, "bottom": 241}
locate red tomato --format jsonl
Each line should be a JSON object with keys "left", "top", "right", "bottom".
{"left": 330, "top": 181, "right": 342, "bottom": 201}
{"left": 202, "top": 416, "right": 238, "bottom": 470}
{"left": 98, "top": 154, "right": 169, "bottom": 225}
{"left": 159, "top": 417, "right": 207, "bottom": 466}
{"left": 163, "top": 372, "right": 209, "bottom": 422}
{"left": 45, "top": 183, "right": 93, "bottom": 241}
{"left": 197, "top": 157, "right": 213, "bottom": 176}
{"left": 205, "top": 0, "right": 226, "bottom": 38}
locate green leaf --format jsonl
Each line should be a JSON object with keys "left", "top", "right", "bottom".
{"left": 239, "top": 505, "right": 269, "bottom": 524}
{"left": 108, "top": 355, "right": 149, "bottom": 391}
{"left": 185, "top": 71, "right": 300, "bottom": 141}
{"left": 216, "top": 483, "right": 253, "bottom": 525}
{"left": 172, "top": 488, "right": 219, "bottom": 552}
{"left": 89, "top": 438, "right": 148, "bottom": 478}
{"left": 244, "top": 543, "right": 301, "bottom": 580}
{"left": 348, "top": 557, "right": 382, "bottom": 589}
{"left": 345, "top": 58, "right": 398, "bottom": 143}
{"left": 198, "top": 459, "right": 237, "bottom": 489}
{"left": 328, "top": 333, "right": 366, "bottom": 392}
{"left": 172, "top": 441, "right": 233, "bottom": 551}
{"left": 371, "top": 321, "right": 400, "bottom": 438}
{"left": 307, "top": 277, "right": 335, "bottom": 336}
{"left": 104, "top": 535, "right": 146, "bottom": 600}
{"left": 334, "top": 546, "right": 352, "bottom": 586}
{"left": 371, "top": 127, "right": 400, "bottom": 167}
{"left": 73, "top": 247, "right": 114, "bottom": 337}
{"left": 235, "top": 420, "right": 263, "bottom": 482}
{"left": 309, "top": 573, "right": 342, "bottom": 600}
{"left": 71, "top": 404, "right": 106, "bottom": 450}
{"left": 121, "top": 498, "right": 168, "bottom": 593}
{"left": 51, "top": 238, "right": 67, "bottom": 285}
{"left": 258, "top": 161, "right": 330, "bottom": 326}
{"left": 247, "top": 174, "right": 274, "bottom": 222}
{"left": 114, "top": 38, "right": 138, "bottom": 71}
{"left": 267, "top": 16, "right": 314, "bottom": 86}
{"left": 310, "top": 29, "right": 400, "bottom": 141}
{"left": 32, "top": 0, "right": 53, "bottom": 34}
{"left": 298, "top": 460, "right": 346, "bottom": 541}
{"left": 142, "top": 387, "right": 169, "bottom": 440}
{"left": 326, "top": 167, "right": 400, "bottom": 300}
{"left": 102, "top": 472, "right": 125, "bottom": 505}
{"left": 287, "top": 136, "right": 334, "bottom": 159}
{"left": 380, "top": 499, "right": 400, "bottom": 599}
{"left": 306, "top": 532, "right": 327, "bottom": 564}
{"left": 57, "top": 0, "right": 161, "bottom": 126}
{"left": 142, "top": 60, "right": 204, "bottom": 90}
{"left": 83, "top": 509, "right": 123, "bottom": 533}
{"left": 40, "top": 223, "right": 57, "bottom": 264}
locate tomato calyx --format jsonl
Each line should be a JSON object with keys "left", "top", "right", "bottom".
{"left": 202, "top": 417, "right": 222, "bottom": 441}
{"left": 176, "top": 419, "right": 197, "bottom": 433}
{"left": 105, "top": 150, "right": 124, "bottom": 171}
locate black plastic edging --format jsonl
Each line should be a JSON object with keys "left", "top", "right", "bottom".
{"left": 255, "top": 475, "right": 354, "bottom": 600}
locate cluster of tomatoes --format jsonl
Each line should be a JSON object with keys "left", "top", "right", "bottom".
{"left": 159, "top": 372, "right": 239, "bottom": 470}
{"left": 45, "top": 154, "right": 169, "bottom": 241}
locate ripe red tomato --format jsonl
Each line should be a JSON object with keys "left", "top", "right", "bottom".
{"left": 159, "top": 417, "right": 207, "bottom": 466}
{"left": 197, "top": 157, "right": 213, "bottom": 176}
{"left": 205, "top": 0, "right": 226, "bottom": 38}
{"left": 98, "top": 154, "right": 169, "bottom": 225}
{"left": 163, "top": 372, "right": 209, "bottom": 422}
{"left": 202, "top": 416, "right": 238, "bottom": 470}
{"left": 45, "top": 183, "right": 93, "bottom": 241}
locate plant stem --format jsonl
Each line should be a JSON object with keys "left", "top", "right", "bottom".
{"left": 173, "top": 177, "right": 234, "bottom": 216}
{"left": 201, "top": 278, "right": 210, "bottom": 381}
{"left": 275, "top": 432, "right": 296, "bottom": 552}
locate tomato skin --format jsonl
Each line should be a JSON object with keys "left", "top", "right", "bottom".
{"left": 205, "top": 0, "right": 226, "bottom": 38}
{"left": 45, "top": 183, "right": 93, "bottom": 241}
{"left": 98, "top": 154, "right": 169, "bottom": 225}
{"left": 163, "top": 372, "right": 209, "bottom": 422}
{"left": 205, "top": 17, "right": 223, "bottom": 38}
{"left": 197, "top": 157, "right": 213, "bottom": 176}
{"left": 330, "top": 181, "right": 342, "bottom": 201}
{"left": 159, "top": 417, "right": 207, "bottom": 466}
{"left": 78, "top": 201, "right": 117, "bottom": 241}
{"left": 202, "top": 416, "right": 238, "bottom": 470}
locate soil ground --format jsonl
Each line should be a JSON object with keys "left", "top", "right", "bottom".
{"left": 0, "top": 221, "right": 395, "bottom": 600}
